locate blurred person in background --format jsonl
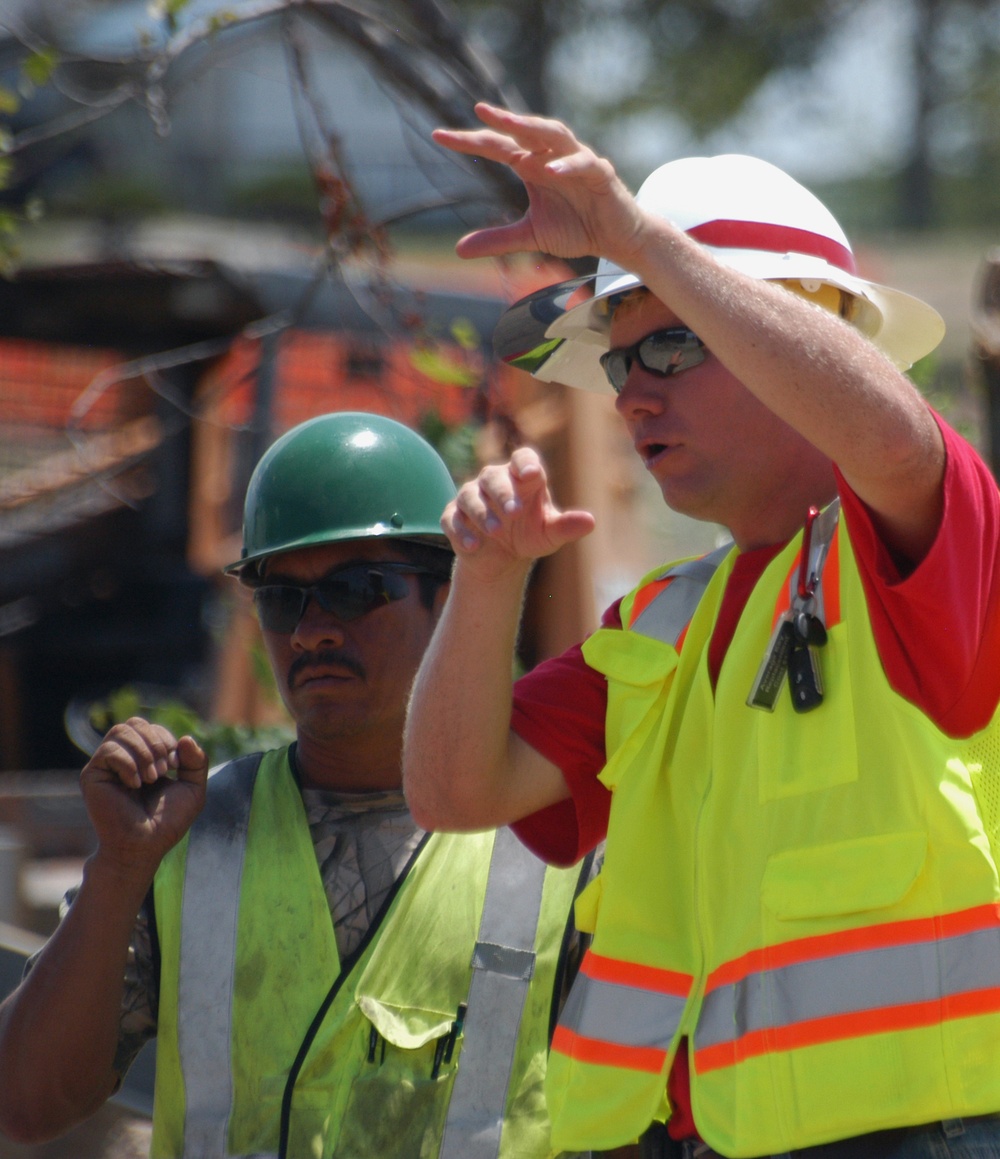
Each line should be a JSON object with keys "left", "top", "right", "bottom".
{"left": 0, "top": 411, "right": 607, "bottom": 1159}
{"left": 403, "top": 105, "right": 1000, "bottom": 1159}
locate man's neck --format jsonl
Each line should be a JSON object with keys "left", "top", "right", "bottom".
{"left": 728, "top": 472, "right": 838, "bottom": 552}
{"left": 292, "top": 731, "right": 405, "bottom": 793}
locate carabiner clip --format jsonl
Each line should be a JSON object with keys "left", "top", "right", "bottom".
{"left": 797, "top": 506, "right": 821, "bottom": 601}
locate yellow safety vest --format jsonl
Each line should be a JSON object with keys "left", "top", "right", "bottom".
{"left": 150, "top": 748, "right": 587, "bottom": 1158}
{"left": 546, "top": 512, "right": 1000, "bottom": 1156}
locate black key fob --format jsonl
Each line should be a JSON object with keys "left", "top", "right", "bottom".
{"left": 788, "top": 641, "right": 824, "bottom": 712}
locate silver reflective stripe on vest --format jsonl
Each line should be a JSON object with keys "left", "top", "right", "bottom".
{"left": 558, "top": 959, "right": 685, "bottom": 1060}
{"left": 697, "top": 920, "right": 1000, "bottom": 1059}
{"left": 439, "top": 827, "right": 548, "bottom": 1159}
{"left": 631, "top": 543, "right": 733, "bottom": 645}
{"left": 177, "top": 754, "right": 262, "bottom": 1158}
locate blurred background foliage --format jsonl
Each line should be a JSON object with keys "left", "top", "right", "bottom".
{"left": 462, "top": 0, "right": 1000, "bottom": 232}
{"left": 0, "top": 0, "right": 998, "bottom": 239}
{"left": 83, "top": 682, "right": 294, "bottom": 765}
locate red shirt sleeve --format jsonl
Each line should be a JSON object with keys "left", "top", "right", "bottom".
{"left": 836, "top": 413, "right": 1000, "bottom": 736}
{"left": 509, "top": 603, "right": 620, "bottom": 866}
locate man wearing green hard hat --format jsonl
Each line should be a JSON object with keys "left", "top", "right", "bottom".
{"left": 0, "top": 412, "right": 599, "bottom": 1159}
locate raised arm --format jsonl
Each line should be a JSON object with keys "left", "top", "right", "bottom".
{"left": 0, "top": 719, "right": 206, "bottom": 1143}
{"left": 403, "top": 447, "right": 593, "bottom": 831}
{"left": 434, "top": 104, "right": 945, "bottom": 566}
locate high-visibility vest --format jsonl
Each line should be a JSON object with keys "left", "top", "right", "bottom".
{"left": 150, "top": 748, "right": 588, "bottom": 1158}
{"left": 545, "top": 510, "right": 1000, "bottom": 1157}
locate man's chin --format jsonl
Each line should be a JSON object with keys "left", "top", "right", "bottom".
{"left": 295, "top": 708, "right": 369, "bottom": 742}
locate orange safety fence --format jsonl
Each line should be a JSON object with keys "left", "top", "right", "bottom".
{"left": 0, "top": 338, "right": 151, "bottom": 433}
{"left": 197, "top": 329, "right": 487, "bottom": 435}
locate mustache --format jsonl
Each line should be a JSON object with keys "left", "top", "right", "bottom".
{"left": 288, "top": 649, "right": 366, "bottom": 690}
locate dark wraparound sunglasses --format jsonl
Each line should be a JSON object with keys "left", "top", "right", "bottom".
{"left": 253, "top": 562, "right": 440, "bottom": 634}
{"left": 599, "top": 327, "right": 706, "bottom": 393}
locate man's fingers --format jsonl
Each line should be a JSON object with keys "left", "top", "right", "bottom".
{"left": 433, "top": 106, "right": 590, "bottom": 195}
{"left": 443, "top": 504, "right": 484, "bottom": 554}
{"left": 444, "top": 452, "right": 593, "bottom": 565}
{"left": 453, "top": 474, "right": 505, "bottom": 535}
{"left": 86, "top": 717, "right": 181, "bottom": 789}
{"left": 85, "top": 740, "right": 142, "bottom": 790}
{"left": 509, "top": 447, "right": 545, "bottom": 486}
{"left": 456, "top": 454, "right": 546, "bottom": 530}
{"left": 433, "top": 104, "right": 578, "bottom": 161}
{"left": 431, "top": 126, "right": 521, "bottom": 164}
{"left": 471, "top": 103, "right": 582, "bottom": 154}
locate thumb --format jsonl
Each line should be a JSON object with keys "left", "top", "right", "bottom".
{"left": 174, "top": 735, "right": 208, "bottom": 784}
{"left": 455, "top": 218, "right": 537, "bottom": 261}
{"left": 547, "top": 508, "right": 597, "bottom": 550}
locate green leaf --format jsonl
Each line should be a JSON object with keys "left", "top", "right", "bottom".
{"left": 22, "top": 48, "right": 59, "bottom": 88}
{"left": 409, "top": 345, "right": 479, "bottom": 387}
{"left": 86, "top": 683, "right": 294, "bottom": 766}
{"left": 208, "top": 10, "right": 239, "bottom": 32}
{"left": 0, "top": 86, "right": 20, "bottom": 115}
{"left": 449, "top": 316, "right": 481, "bottom": 351}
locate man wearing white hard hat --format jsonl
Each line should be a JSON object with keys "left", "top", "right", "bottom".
{"left": 404, "top": 104, "right": 1000, "bottom": 1159}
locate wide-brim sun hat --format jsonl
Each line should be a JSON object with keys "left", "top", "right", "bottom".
{"left": 493, "top": 154, "right": 945, "bottom": 391}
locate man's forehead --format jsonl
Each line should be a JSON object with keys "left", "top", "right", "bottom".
{"left": 609, "top": 291, "right": 684, "bottom": 340}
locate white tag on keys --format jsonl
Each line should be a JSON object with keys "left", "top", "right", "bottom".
{"left": 746, "top": 611, "right": 795, "bottom": 711}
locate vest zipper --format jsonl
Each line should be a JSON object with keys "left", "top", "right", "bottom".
{"left": 277, "top": 831, "right": 432, "bottom": 1159}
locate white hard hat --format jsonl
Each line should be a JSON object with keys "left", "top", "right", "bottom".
{"left": 493, "top": 154, "right": 945, "bottom": 391}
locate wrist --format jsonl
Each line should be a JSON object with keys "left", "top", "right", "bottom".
{"left": 84, "top": 848, "right": 158, "bottom": 905}
{"left": 452, "top": 552, "right": 534, "bottom": 593}
{"left": 600, "top": 207, "right": 676, "bottom": 278}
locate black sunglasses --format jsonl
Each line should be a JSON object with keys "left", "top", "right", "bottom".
{"left": 599, "top": 327, "right": 706, "bottom": 393}
{"left": 253, "top": 562, "right": 438, "bottom": 634}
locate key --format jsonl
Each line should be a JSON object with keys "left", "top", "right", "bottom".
{"left": 794, "top": 611, "right": 827, "bottom": 648}
{"left": 788, "top": 640, "right": 824, "bottom": 713}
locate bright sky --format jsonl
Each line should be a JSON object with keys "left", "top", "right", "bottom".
{"left": 570, "top": 0, "right": 917, "bottom": 185}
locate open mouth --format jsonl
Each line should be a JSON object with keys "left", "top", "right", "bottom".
{"left": 638, "top": 440, "right": 675, "bottom": 466}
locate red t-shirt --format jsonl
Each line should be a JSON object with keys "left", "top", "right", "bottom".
{"left": 510, "top": 415, "right": 1000, "bottom": 1138}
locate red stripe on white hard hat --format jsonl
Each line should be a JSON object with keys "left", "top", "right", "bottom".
{"left": 687, "top": 219, "right": 857, "bottom": 276}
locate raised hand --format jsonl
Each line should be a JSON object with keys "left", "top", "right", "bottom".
{"left": 80, "top": 716, "right": 208, "bottom": 879}
{"left": 432, "top": 103, "right": 647, "bottom": 271}
{"left": 443, "top": 447, "right": 595, "bottom": 580}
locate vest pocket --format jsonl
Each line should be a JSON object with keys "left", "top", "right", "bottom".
{"left": 754, "top": 627, "right": 858, "bottom": 802}
{"left": 334, "top": 999, "right": 460, "bottom": 1158}
{"left": 761, "top": 830, "right": 927, "bottom": 921}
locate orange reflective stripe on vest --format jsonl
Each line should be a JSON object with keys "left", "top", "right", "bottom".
{"left": 694, "top": 902, "right": 1000, "bottom": 1074}
{"left": 551, "top": 950, "right": 693, "bottom": 1073}
{"left": 628, "top": 544, "right": 734, "bottom": 645}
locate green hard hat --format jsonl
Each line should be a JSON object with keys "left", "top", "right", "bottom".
{"left": 225, "top": 412, "right": 457, "bottom": 580}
